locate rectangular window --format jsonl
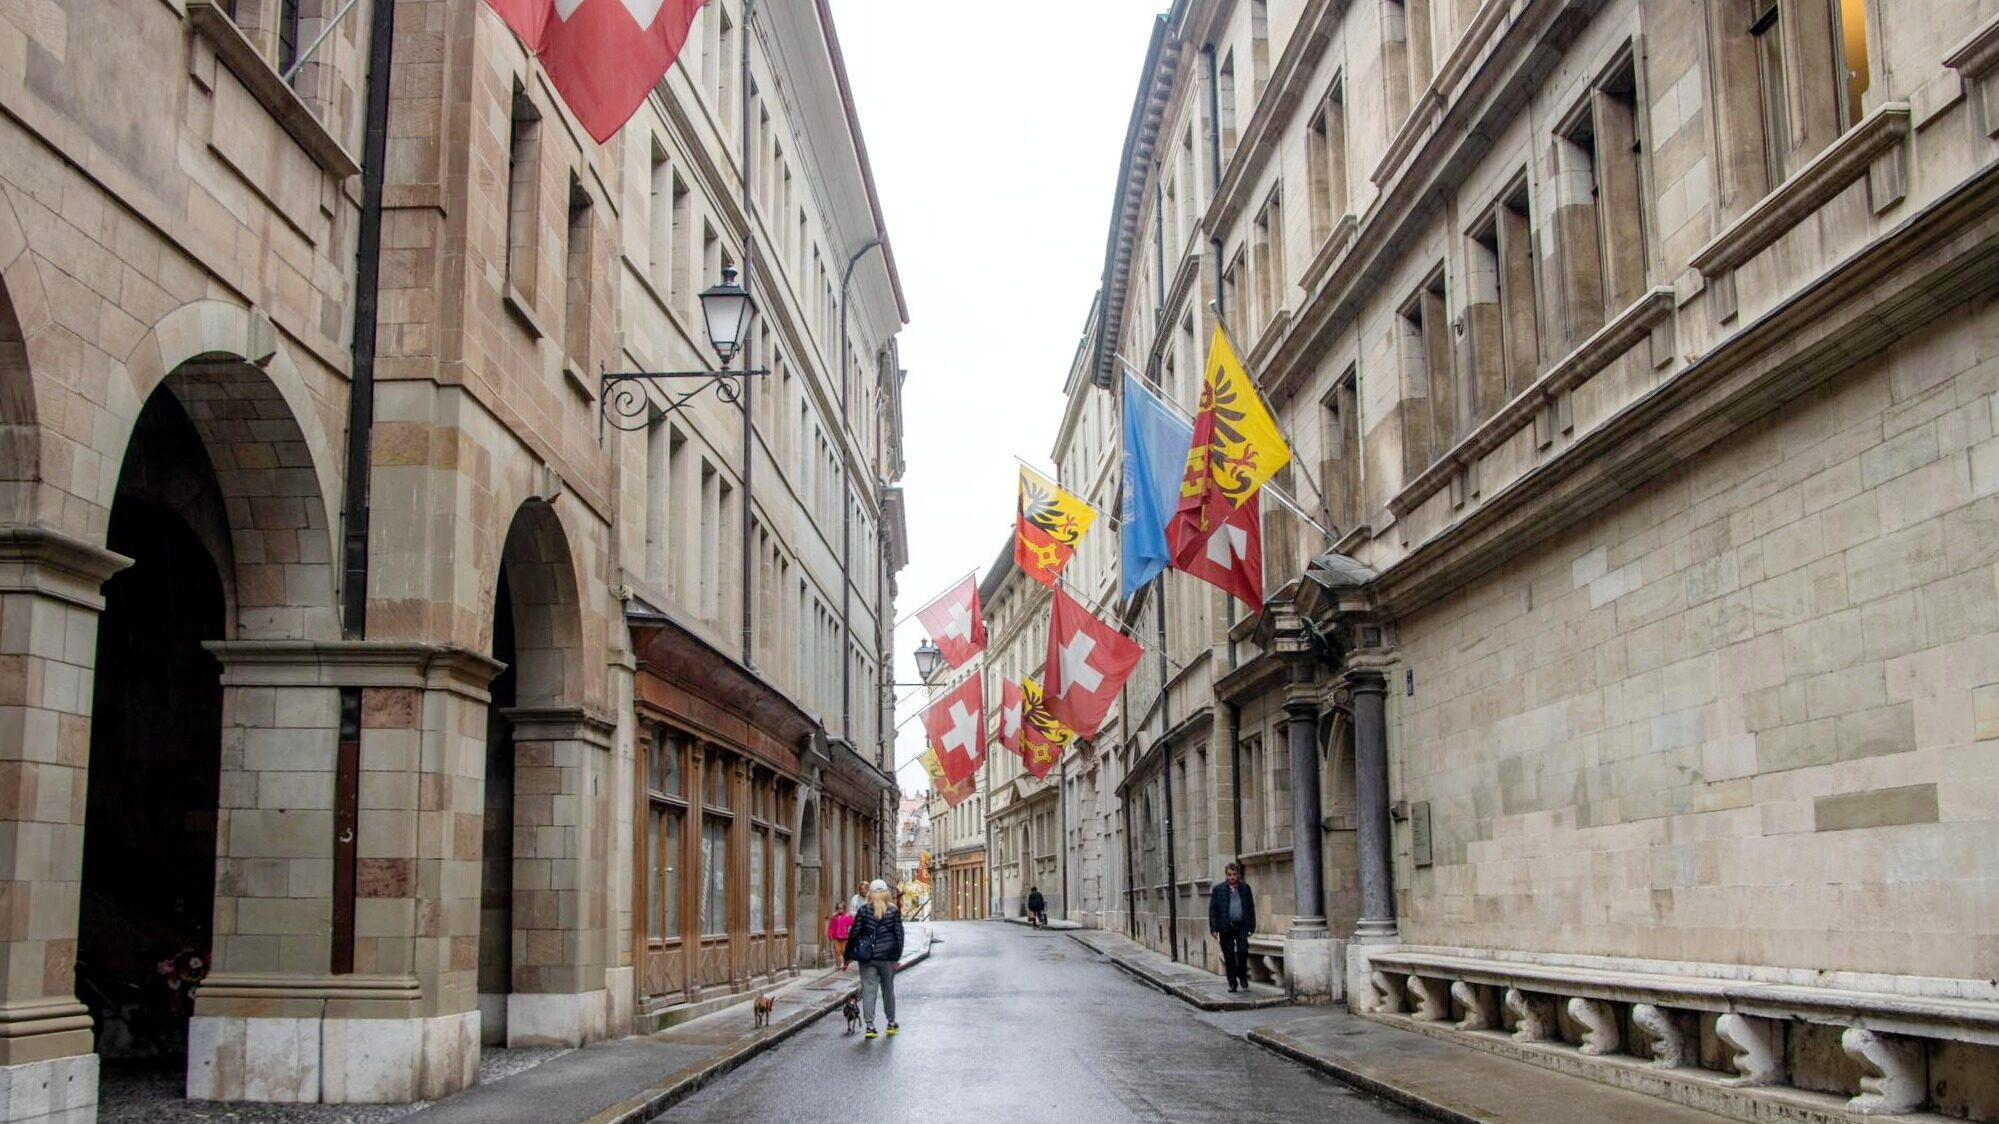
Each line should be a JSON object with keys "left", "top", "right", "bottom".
{"left": 1218, "top": 52, "right": 1239, "bottom": 163}
{"left": 1467, "top": 177, "right": 1538, "bottom": 423}
{"left": 564, "top": 176, "right": 592, "bottom": 364}
{"left": 750, "top": 827, "right": 766, "bottom": 932}
{"left": 504, "top": 85, "right": 543, "bottom": 302}
{"left": 648, "top": 143, "right": 672, "bottom": 289}
{"left": 1320, "top": 369, "right": 1361, "bottom": 533}
{"left": 774, "top": 834, "right": 789, "bottom": 930}
{"left": 699, "top": 459, "right": 720, "bottom": 619}
{"left": 1252, "top": 188, "right": 1284, "bottom": 334}
{"left": 277, "top": 0, "right": 302, "bottom": 77}
{"left": 647, "top": 811, "right": 662, "bottom": 939}
{"left": 1554, "top": 52, "right": 1647, "bottom": 345}
{"left": 1753, "top": 3, "right": 1791, "bottom": 184}
{"left": 664, "top": 810, "right": 681, "bottom": 935}
{"left": 1222, "top": 252, "right": 1243, "bottom": 327}
{"left": 669, "top": 174, "right": 691, "bottom": 309}
{"left": 700, "top": 816, "right": 727, "bottom": 936}
{"left": 645, "top": 425, "right": 681, "bottom": 588}
{"left": 1398, "top": 270, "right": 1455, "bottom": 474}
{"left": 1832, "top": 0, "right": 1868, "bottom": 131}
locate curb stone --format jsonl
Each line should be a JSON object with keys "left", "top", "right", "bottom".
{"left": 583, "top": 940, "right": 931, "bottom": 1124}
{"left": 1067, "top": 931, "right": 1290, "bottom": 1012}
{"left": 1248, "top": 1028, "right": 1483, "bottom": 1124}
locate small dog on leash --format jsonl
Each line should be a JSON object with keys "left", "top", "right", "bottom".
{"left": 752, "top": 993, "right": 775, "bottom": 1029}
{"left": 842, "top": 996, "right": 861, "bottom": 1034}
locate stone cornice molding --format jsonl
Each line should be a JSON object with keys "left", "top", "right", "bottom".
{"left": 204, "top": 640, "right": 506, "bottom": 701}
{"left": 1388, "top": 286, "right": 1675, "bottom": 518}
{"left": 1690, "top": 103, "right": 1913, "bottom": 281}
{"left": 500, "top": 705, "right": 619, "bottom": 748}
{"left": 1297, "top": 213, "right": 1358, "bottom": 298}
{"left": 1368, "top": 0, "right": 1512, "bottom": 191}
{"left": 0, "top": 525, "right": 133, "bottom": 611}
{"left": 184, "top": 0, "right": 360, "bottom": 178}
{"left": 1944, "top": 11, "right": 1999, "bottom": 83}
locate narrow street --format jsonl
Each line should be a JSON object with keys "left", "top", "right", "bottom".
{"left": 662, "top": 922, "right": 1423, "bottom": 1123}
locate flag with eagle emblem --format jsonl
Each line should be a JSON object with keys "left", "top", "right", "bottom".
{"left": 1016, "top": 676, "right": 1073, "bottom": 781}
{"left": 1166, "top": 326, "right": 1292, "bottom": 568}
{"left": 1015, "top": 466, "right": 1097, "bottom": 588}
{"left": 919, "top": 747, "right": 975, "bottom": 808}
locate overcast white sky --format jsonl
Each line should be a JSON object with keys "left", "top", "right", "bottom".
{"left": 825, "top": 0, "right": 1167, "bottom": 792}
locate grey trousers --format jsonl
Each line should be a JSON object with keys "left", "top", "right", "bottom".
{"left": 858, "top": 959, "right": 897, "bottom": 1026}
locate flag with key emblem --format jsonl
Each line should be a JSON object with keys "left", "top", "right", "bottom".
{"left": 1041, "top": 588, "right": 1142, "bottom": 740}
{"left": 914, "top": 574, "right": 986, "bottom": 670}
{"left": 919, "top": 675, "right": 985, "bottom": 788}
{"left": 483, "top": 0, "right": 709, "bottom": 142}
{"left": 1016, "top": 676, "right": 1073, "bottom": 781}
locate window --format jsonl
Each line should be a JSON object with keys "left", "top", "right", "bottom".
{"left": 1306, "top": 81, "right": 1350, "bottom": 243}
{"left": 706, "top": 751, "right": 730, "bottom": 810}
{"left": 1753, "top": 3, "right": 1791, "bottom": 183}
{"left": 1320, "top": 369, "right": 1361, "bottom": 533}
{"left": 504, "top": 85, "right": 543, "bottom": 302}
{"left": 1218, "top": 52, "right": 1239, "bottom": 163}
{"left": 1248, "top": 0, "right": 1271, "bottom": 97}
{"left": 1467, "top": 177, "right": 1538, "bottom": 423}
{"left": 1222, "top": 252, "right": 1243, "bottom": 327}
{"left": 699, "top": 459, "right": 720, "bottom": 619}
{"left": 1241, "top": 736, "right": 1263, "bottom": 849}
{"left": 277, "top": 0, "right": 302, "bottom": 77}
{"left": 1553, "top": 52, "right": 1647, "bottom": 345}
{"left": 564, "top": 176, "right": 592, "bottom": 364}
{"left": 774, "top": 833, "right": 789, "bottom": 930}
{"left": 750, "top": 827, "right": 766, "bottom": 931}
{"left": 646, "top": 730, "right": 687, "bottom": 942}
{"left": 1383, "top": 0, "right": 1433, "bottom": 126}
{"left": 1251, "top": 188, "right": 1284, "bottom": 334}
{"left": 645, "top": 425, "right": 680, "bottom": 588}
{"left": 1398, "top": 270, "right": 1455, "bottom": 475}
{"left": 1832, "top": 0, "right": 1869, "bottom": 131}
{"left": 648, "top": 143, "right": 673, "bottom": 289}
{"left": 700, "top": 816, "right": 728, "bottom": 936}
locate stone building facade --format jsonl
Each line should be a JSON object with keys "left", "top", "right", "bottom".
{"left": 0, "top": 0, "right": 905, "bottom": 1117}
{"left": 1072, "top": 0, "right": 1999, "bottom": 1119}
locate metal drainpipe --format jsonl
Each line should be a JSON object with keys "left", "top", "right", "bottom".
{"left": 738, "top": 0, "right": 758, "bottom": 668}
{"left": 1158, "top": 583, "right": 1179, "bottom": 961}
{"left": 339, "top": 0, "right": 398, "bottom": 640}
{"left": 837, "top": 237, "right": 884, "bottom": 744}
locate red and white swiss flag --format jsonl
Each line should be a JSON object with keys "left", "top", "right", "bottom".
{"left": 1041, "top": 588, "right": 1142, "bottom": 741}
{"left": 919, "top": 675, "right": 985, "bottom": 788}
{"left": 483, "top": 0, "right": 710, "bottom": 143}
{"left": 997, "top": 678, "right": 1025, "bottom": 757}
{"left": 914, "top": 574, "right": 986, "bottom": 670}
{"left": 1174, "top": 493, "right": 1264, "bottom": 608}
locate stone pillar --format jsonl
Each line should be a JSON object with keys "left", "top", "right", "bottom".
{"left": 1351, "top": 669, "right": 1396, "bottom": 941}
{"left": 190, "top": 642, "right": 499, "bottom": 1105}
{"left": 0, "top": 528, "right": 130, "bottom": 1124}
{"left": 1282, "top": 660, "right": 1336, "bottom": 1000}
{"left": 501, "top": 707, "right": 616, "bottom": 1047}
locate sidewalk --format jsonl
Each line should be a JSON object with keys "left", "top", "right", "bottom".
{"left": 401, "top": 926, "right": 932, "bottom": 1124}
{"left": 1244, "top": 1007, "right": 1732, "bottom": 1124}
{"left": 1066, "top": 927, "right": 1288, "bottom": 1011}
{"left": 1001, "top": 915, "right": 1082, "bottom": 930}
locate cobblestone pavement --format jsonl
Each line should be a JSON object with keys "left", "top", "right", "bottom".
{"left": 661, "top": 921, "right": 1426, "bottom": 1124}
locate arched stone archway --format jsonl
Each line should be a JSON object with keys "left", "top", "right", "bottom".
{"left": 482, "top": 499, "right": 613, "bottom": 1048}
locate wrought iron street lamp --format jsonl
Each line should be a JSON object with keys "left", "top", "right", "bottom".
{"left": 912, "top": 640, "right": 944, "bottom": 681}
{"left": 599, "top": 266, "right": 768, "bottom": 437}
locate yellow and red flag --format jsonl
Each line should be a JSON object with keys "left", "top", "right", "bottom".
{"left": 919, "top": 748, "right": 975, "bottom": 807}
{"left": 1017, "top": 676, "right": 1073, "bottom": 781}
{"left": 1015, "top": 466, "right": 1097, "bottom": 588}
{"left": 1166, "top": 326, "right": 1291, "bottom": 567}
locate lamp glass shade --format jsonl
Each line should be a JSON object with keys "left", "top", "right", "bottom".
{"left": 912, "top": 640, "right": 943, "bottom": 680}
{"left": 699, "top": 266, "right": 754, "bottom": 362}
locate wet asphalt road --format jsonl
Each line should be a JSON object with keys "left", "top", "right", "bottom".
{"left": 661, "top": 921, "right": 1425, "bottom": 1124}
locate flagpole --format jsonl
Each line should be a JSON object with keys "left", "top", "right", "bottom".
{"left": 894, "top": 567, "right": 983, "bottom": 628}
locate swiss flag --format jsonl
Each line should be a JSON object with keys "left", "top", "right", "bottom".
{"left": 1041, "top": 588, "right": 1142, "bottom": 740}
{"left": 1174, "top": 493, "right": 1264, "bottom": 608}
{"left": 483, "top": 0, "right": 710, "bottom": 143}
{"left": 997, "top": 678, "right": 1025, "bottom": 757}
{"left": 919, "top": 676, "right": 985, "bottom": 788}
{"left": 915, "top": 575, "right": 986, "bottom": 670}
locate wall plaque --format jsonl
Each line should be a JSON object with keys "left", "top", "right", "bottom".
{"left": 1410, "top": 801, "right": 1433, "bottom": 867}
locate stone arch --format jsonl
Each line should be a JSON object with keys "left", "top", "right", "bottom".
{"left": 0, "top": 191, "right": 44, "bottom": 524}
{"left": 495, "top": 499, "right": 586, "bottom": 707}
{"left": 102, "top": 300, "right": 343, "bottom": 640}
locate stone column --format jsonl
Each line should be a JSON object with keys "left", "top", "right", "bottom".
{"left": 501, "top": 706, "right": 616, "bottom": 1048}
{"left": 190, "top": 642, "right": 500, "bottom": 1105}
{"left": 1350, "top": 669, "right": 1397, "bottom": 941}
{"left": 1282, "top": 659, "right": 1335, "bottom": 999}
{"left": 0, "top": 528, "right": 130, "bottom": 1124}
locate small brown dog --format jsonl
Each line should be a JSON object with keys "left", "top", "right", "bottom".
{"left": 842, "top": 996, "right": 861, "bottom": 1034}
{"left": 752, "top": 993, "right": 774, "bottom": 1029}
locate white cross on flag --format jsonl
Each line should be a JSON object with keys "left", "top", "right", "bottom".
{"left": 1173, "top": 492, "right": 1264, "bottom": 608}
{"left": 919, "top": 674, "right": 985, "bottom": 788}
{"left": 997, "top": 678, "right": 1025, "bottom": 756}
{"left": 1042, "top": 588, "right": 1143, "bottom": 740}
{"left": 483, "top": 0, "right": 709, "bottom": 143}
{"left": 914, "top": 574, "right": 986, "bottom": 670}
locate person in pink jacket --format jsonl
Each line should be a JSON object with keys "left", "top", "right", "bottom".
{"left": 826, "top": 901, "right": 854, "bottom": 969}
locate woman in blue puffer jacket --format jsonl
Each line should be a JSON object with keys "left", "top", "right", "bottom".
{"left": 843, "top": 878, "right": 905, "bottom": 1038}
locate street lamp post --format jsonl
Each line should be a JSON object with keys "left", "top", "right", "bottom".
{"left": 598, "top": 266, "right": 769, "bottom": 438}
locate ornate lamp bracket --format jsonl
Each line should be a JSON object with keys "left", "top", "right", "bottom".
{"left": 598, "top": 365, "right": 770, "bottom": 439}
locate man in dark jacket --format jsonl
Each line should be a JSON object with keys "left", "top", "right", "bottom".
{"left": 1026, "top": 886, "right": 1046, "bottom": 928}
{"left": 1208, "top": 862, "right": 1256, "bottom": 993}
